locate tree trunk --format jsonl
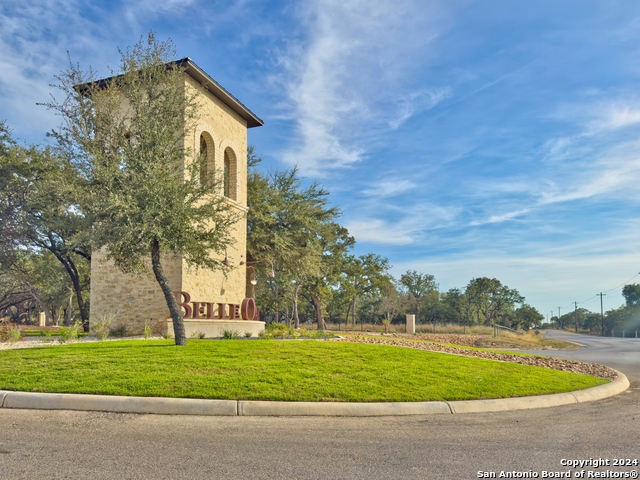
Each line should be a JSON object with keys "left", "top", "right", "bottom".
{"left": 345, "top": 301, "right": 352, "bottom": 326}
{"left": 292, "top": 281, "right": 301, "bottom": 329}
{"left": 49, "top": 247, "right": 90, "bottom": 330}
{"left": 350, "top": 296, "right": 357, "bottom": 326}
{"left": 151, "top": 237, "right": 187, "bottom": 346}
{"left": 64, "top": 288, "right": 74, "bottom": 326}
{"left": 312, "top": 293, "right": 325, "bottom": 330}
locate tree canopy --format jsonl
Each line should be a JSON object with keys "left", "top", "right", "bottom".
{"left": 0, "top": 123, "right": 90, "bottom": 327}
{"left": 44, "top": 34, "right": 239, "bottom": 345}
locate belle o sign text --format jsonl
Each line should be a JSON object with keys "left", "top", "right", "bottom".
{"left": 172, "top": 291, "right": 259, "bottom": 321}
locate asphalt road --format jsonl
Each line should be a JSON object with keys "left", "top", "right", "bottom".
{"left": 0, "top": 331, "right": 638, "bottom": 480}
{"left": 524, "top": 330, "right": 640, "bottom": 382}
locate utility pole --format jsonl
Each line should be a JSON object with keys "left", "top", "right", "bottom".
{"left": 550, "top": 311, "right": 554, "bottom": 329}
{"left": 597, "top": 292, "right": 606, "bottom": 336}
{"left": 557, "top": 307, "right": 561, "bottom": 329}
{"left": 574, "top": 301, "right": 578, "bottom": 333}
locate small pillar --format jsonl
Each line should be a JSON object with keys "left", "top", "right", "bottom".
{"left": 406, "top": 314, "right": 415, "bottom": 335}
{"left": 38, "top": 312, "right": 46, "bottom": 327}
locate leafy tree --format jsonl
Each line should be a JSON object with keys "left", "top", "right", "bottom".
{"left": 399, "top": 270, "right": 438, "bottom": 323}
{"left": 342, "top": 253, "right": 391, "bottom": 326}
{"left": 582, "top": 311, "right": 602, "bottom": 333}
{"left": 376, "top": 279, "right": 405, "bottom": 331}
{"left": 45, "top": 34, "right": 238, "bottom": 345}
{"left": 0, "top": 250, "right": 79, "bottom": 325}
{"left": 439, "top": 288, "right": 476, "bottom": 325}
{"left": 463, "top": 277, "right": 524, "bottom": 326}
{"left": 622, "top": 284, "right": 640, "bottom": 307}
{"left": 604, "top": 305, "right": 640, "bottom": 337}
{"left": 511, "top": 304, "right": 543, "bottom": 331}
{"left": 247, "top": 163, "right": 352, "bottom": 329}
{"left": 0, "top": 126, "right": 91, "bottom": 327}
{"left": 301, "top": 223, "right": 353, "bottom": 329}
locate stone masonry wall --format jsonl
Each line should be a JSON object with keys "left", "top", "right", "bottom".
{"left": 89, "top": 72, "right": 250, "bottom": 336}
{"left": 89, "top": 249, "right": 182, "bottom": 335}
{"left": 182, "top": 75, "right": 248, "bottom": 312}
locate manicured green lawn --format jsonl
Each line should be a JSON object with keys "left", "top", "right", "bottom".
{"left": 0, "top": 340, "right": 608, "bottom": 402}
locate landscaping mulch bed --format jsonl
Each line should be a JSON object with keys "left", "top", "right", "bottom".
{"left": 334, "top": 335, "right": 619, "bottom": 380}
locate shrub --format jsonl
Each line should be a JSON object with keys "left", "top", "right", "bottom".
{"left": 58, "top": 321, "right": 83, "bottom": 344}
{"left": 0, "top": 319, "right": 15, "bottom": 343}
{"left": 161, "top": 333, "right": 172, "bottom": 340}
{"left": 7, "top": 327, "right": 22, "bottom": 343}
{"left": 259, "top": 323, "right": 294, "bottom": 339}
{"left": 91, "top": 312, "right": 118, "bottom": 340}
{"left": 143, "top": 319, "right": 153, "bottom": 339}
{"left": 296, "top": 328, "right": 335, "bottom": 339}
{"left": 90, "top": 320, "right": 111, "bottom": 341}
{"left": 110, "top": 324, "right": 128, "bottom": 337}
{"left": 258, "top": 324, "right": 335, "bottom": 340}
{"left": 244, "top": 331, "right": 252, "bottom": 338}
{"left": 190, "top": 331, "right": 206, "bottom": 339}
{"left": 222, "top": 329, "right": 240, "bottom": 340}
{"left": 382, "top": 318, "right": 391, "bottom": 334}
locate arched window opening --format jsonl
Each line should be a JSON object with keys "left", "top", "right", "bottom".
{"left": 223, "top": 156, "right": 230, "bottom": 197}
{"left": 199, "top": 132, "right": 214, "bottom": 186}
{"left": 223, "top": 148, "right": 237, "bottom": 200}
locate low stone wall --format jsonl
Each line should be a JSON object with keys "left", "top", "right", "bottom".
{"left": 166, "top": 319, "right": 265, "bottom": 339}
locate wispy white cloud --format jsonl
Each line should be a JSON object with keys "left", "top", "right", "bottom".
{"left": 345, "top": 197, "right": 462, "bottom": 246}
{"left": 345, "top": 218, "right": 416, "bottom": 245}
{"left": 547, "top": 97, "right": 640, "bottom": 140}
{"left": 122, "top": 0, "right": 201, "bottom": 32}
{"left": 0, "top": 1, "right": 120, "bottom": 141}
{"left": 0, "top": 0, "right": 247, "bottom": 142}
{"left": 361, "top": 178, "right": 417, "bottom": 198}
{"left": 387, "top": 88, "right": 451, "bottom": 130}
{"left": 391, "top": 221, "right": 640, "bottom": 314}
{"left": 586, "top": 103, "right": 640, "bottom": 134}
{"left": 539, "top": 137, "right": 640, "bottom": 205}
{"left": 273, "top": 0, "right": 451, "bottom": 175}
{"left": 470, "top": 208, "right": 531, "bottom": 226}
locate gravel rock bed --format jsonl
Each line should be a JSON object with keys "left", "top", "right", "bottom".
{"left": 334, "top": 335, "right": 618, "bottom": 380}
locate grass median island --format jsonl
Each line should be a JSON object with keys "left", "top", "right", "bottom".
{"left": 0, "top": 340, "right": 608, "bottom": 402}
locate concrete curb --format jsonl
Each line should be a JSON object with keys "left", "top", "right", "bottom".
{"left": 447, "top": 392, "right": 578, "bottom": 414}
{"left": 238, "top": 400, "right": 452, "bottom": 416}
{"left": 0, "top": 391, "right": 237, "bottom": 416}
{"left": 0, "top": 371, "right": 628, "bottom": 416}
{"left": 570, "top": 371, "right": 630, "bottom": 403}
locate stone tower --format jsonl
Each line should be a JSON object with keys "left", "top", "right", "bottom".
{"left": 89, "top": 58, "right": 264, "bottom": 337}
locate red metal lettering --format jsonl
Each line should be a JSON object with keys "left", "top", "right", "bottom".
{"left": 173, "top": 292, "right": 260, "bottom": 321}
{"left": 241, "top": 298, "right": 257, "bottom": 321}
{"left": 173, "top": 291, "right": 192, "bottom": 318}
{"left": 193, "top": 302, "right": 208, "bottom": 319}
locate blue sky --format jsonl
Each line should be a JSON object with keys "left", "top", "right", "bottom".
{"left": 2, "top": 0, "right": 640, "bottom": 320}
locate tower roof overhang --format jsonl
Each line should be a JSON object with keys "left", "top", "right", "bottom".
{"left": 75, "top": 57, "right": 264, "bottom": 129}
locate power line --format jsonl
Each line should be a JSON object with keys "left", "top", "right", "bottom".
{"left": 603, "top": 272, "right": 640, "bottom": 294}
{"left": 557, "top": 271, "right": 639, "bottom": 314}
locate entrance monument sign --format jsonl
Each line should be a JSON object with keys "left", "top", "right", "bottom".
{"left": 89, "top": 58, "right": 265, "bottom": 338}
